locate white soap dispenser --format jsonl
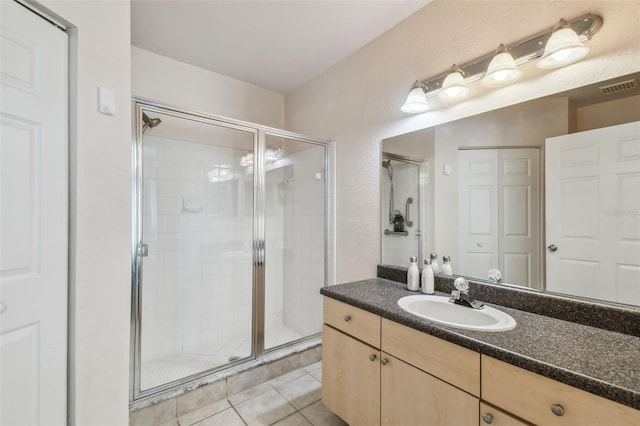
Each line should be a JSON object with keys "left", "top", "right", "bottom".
{"left": 430, "top": 253, "right": 440, "bottom": 273}
{"left": 407, "top": 256, "right": 420, "bottom": 291}
{"left": 421, "top": 259, "right": 435, "bottom": 294}
{"left": 441, "top": 256, "right": 453, "bottom": 276}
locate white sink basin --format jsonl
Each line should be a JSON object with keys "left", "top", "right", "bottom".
{"left": 397, "top": 294, "right": 516, "bottom": 332}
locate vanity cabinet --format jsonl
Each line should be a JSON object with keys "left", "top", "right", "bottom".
{"left": 482, "top": 356, "right": 640, "bottom": 426}
{"left": 322, "top": 297, "right": 479, "bottom": 426}
{"left": 322, "top": 296, "right": 639, "bottom": 425}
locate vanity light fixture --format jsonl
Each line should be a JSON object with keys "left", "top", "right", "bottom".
{"left": 438, "top": 65, "right": 469, "bottom": 102}
{"left": 537, "top": 19, "right": 589, "bottom": 69}
{"left": 481, "top": 44, "right": 522, "bottom": 87}
{"left": 401, "top": 81, "right": 430, "bottom": 113}
{"left": 401, "top": 13, "right": 603, "bottom": 113}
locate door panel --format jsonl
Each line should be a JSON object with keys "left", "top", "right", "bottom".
{"left": 546, "top": 121, "right": 640, "bottom": 304}
{"left": 1, "top": 1, "right": 68, "bottom": 424}
{"left": 458, "top": 148, "right": 540, "bottom": 287}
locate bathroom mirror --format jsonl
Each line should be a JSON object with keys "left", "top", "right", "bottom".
{"left": 381, "top": 71, "right": 640, "bottom": 308}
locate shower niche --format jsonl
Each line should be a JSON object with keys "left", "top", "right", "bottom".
{"left": 130, "top": 101, "right": 332, "bottom": 402}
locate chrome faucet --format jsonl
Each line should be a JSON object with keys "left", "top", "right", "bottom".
{"left": 449, "top": 277, "right": 484, "bottom": 309}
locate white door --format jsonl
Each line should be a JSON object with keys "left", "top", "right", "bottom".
{"left": 499, "top": 149, "right": 540, "bottom": 289}
{"left": 458, "top": 149, "right": 500, "bottom": 279}
{"left": 546, "top": 121, "right": 640, "bottom": 304}
{"left": 1, "top": 1, "right": 68, "bottom": 425}
{"left": 458, "top": 148, "right": 540, "bottom": 288}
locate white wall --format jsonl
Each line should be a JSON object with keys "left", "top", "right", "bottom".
{"left": 284, "top": 0, "right": 640, "bottom": 284}
{"left": 132, "top": 46, "right": 284, "bottom": 128}
{"left": 37, "top": 0, "right": 132, "bottom": 424}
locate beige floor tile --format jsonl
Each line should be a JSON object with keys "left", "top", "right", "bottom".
{"left": 300, "top": 401, "right": 347, "bottom": 426}
{"left": 192, "top": 407, "right": 246, "bottom": 426}
{"left": 303, "top": 361, "right": 321, "bottom": 373}
{"left": 178, "top": 398, "right": 230, "bottom": 426}
{"left": 235, "top": 389, "right": 296, "bottom": 426}
{"left": 272, "top": 412, "right": 312, "bottom": 426}
{"left": 309, "top": 368, "right": 322, "bottom": 383}
{"left": 177, "top": 380, "right": 227, "bottom": 416}
{"left": 228, "top": 382, "right": 273, "bottom": 406}
{"left": 266, "top": 368, "right": 307, "bottom": 388}
{"left": 275, "top": 375, "right": 321, "bottom": 410}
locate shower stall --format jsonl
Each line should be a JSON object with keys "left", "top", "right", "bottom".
{"left": 380, "top": 153, "right": 428, "bottom": 266}
{"left": 130, "top": 101, "right": 332, "bottom": 402}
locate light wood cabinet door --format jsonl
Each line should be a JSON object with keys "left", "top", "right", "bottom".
{"left": 482, "top": 356, "right": 640, "bottom": 425}
{"left": 480, "top": 402, "right": 531, "bottom": 426}
{"left": 322, "top": 325, "right": 380, "bottom": 426}
{"left": 381, "top": 353, "right": 478, "bottom": 426}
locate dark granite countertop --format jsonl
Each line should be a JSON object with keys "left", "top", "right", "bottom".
{"left": 320, "top": 278, "right": 640, "bottom": 411}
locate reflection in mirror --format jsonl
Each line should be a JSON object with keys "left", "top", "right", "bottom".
{"left": 382, "top": 72, "right": 640, "bottom": 307}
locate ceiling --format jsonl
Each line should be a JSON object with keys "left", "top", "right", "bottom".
{"left": 131, "top": 0, "right": 429, "bottom": 94}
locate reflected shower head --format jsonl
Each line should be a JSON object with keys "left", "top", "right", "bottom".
{"left": 142, "top": 112, "right": 162, "bottom": 132}
{"left": 382, "top": 159, "right": 391, "bottom": 168}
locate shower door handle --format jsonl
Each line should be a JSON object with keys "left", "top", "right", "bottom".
{"left": 137, "top": 243, "right": 149, "bottom": 257}
{"left": 405, "top": 197, "right": 413, "bottom": 227}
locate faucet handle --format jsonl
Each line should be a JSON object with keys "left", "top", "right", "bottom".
{"left": 454, "top": 277, "right": 469, "bottom": 293}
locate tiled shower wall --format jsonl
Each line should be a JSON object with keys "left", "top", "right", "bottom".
{"left": 140, "top": 135, "right": 324, "bottom": 364}
{"left": 381, "top": 162, "right": 425, "bottom": 267}
{"left": 141, "top": 135, "right": 254, "bottom": 363}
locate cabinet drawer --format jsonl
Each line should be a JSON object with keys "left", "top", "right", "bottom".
{"left": 482, "top": 356, "right": 640, "bottom": 425}
{"left": 480, "top": 402, "right": 530, "bottom": 426}
{"left": 323, "top": 297, "right": 380, "bottom": 348}
{"left": 381, "top": 318, "right": 480, "bottom": 396}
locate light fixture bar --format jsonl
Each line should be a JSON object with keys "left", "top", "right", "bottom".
{"left": 414, "top": 13, "right": 602, "bottom": 98}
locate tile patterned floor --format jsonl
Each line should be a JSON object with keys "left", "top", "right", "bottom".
{"left": 176, "top": 361, "right": 346, "bottom": 426}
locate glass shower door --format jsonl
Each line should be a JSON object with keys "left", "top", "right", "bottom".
{"left": 263, "top": 134, "right": 326, "bottom": 350}
{"left": 135, "top": 109, "right": 256, "bottom": 392}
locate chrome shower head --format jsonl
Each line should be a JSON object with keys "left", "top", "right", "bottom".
{"left": 142, "top": 112, "right": 162, "bottom": 132}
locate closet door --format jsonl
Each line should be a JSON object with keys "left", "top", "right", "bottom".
{"left": 458, "top": 150, "right": 500, "bottom": 280}
{"left": 1, "top": 1, "right": 68, "bottom": 424}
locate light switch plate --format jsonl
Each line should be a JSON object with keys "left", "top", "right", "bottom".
{"left": 97, "top": 86, "right": 116, "bottom": 115}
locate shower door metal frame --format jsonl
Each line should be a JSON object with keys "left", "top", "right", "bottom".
{"left": 130, "top": 99, "right": 333, "bottom": 405}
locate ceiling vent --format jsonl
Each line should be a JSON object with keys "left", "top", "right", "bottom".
{"left": 599, "top": 79, "right": 638, "bottom": 95}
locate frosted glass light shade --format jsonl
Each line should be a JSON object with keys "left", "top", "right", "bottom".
{"left": 401, "top": 87, "right": 429, "bottom": 113}
{"left": 438, "top": 70, "right": 469, "bottom": 102}
{"left": 481, "top": 52, "right": 522, "bottom": 87}
{"left": 537, "top": 27, "right": 589, "bottom": 69}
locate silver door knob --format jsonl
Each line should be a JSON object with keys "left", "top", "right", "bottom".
{"left": 547, "top": 244, "right": 558, "bottom": 252}
{"left": 551, "top": 404, "right": 564, "bottom": 416}
{"left": 369, "top": 354, "right": 377, "bottom": 362}
{"left": 482, "top": 413, "right": 493, "bottom": 424}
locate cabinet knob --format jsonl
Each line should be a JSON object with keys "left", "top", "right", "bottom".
{"left": 380, "top": 357, "right": 389, "bottom": 365}
{"left": 551, "top": 404, "right": 564, "bottom": 416}
{"left": 369, "top": 354, "right": 377, "bottom": 362}
{"left": 481, "top": 413, "right": 493, "bottom": 424}
{"left": 343, "top": 315, "right": 351, "bottom": 322}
